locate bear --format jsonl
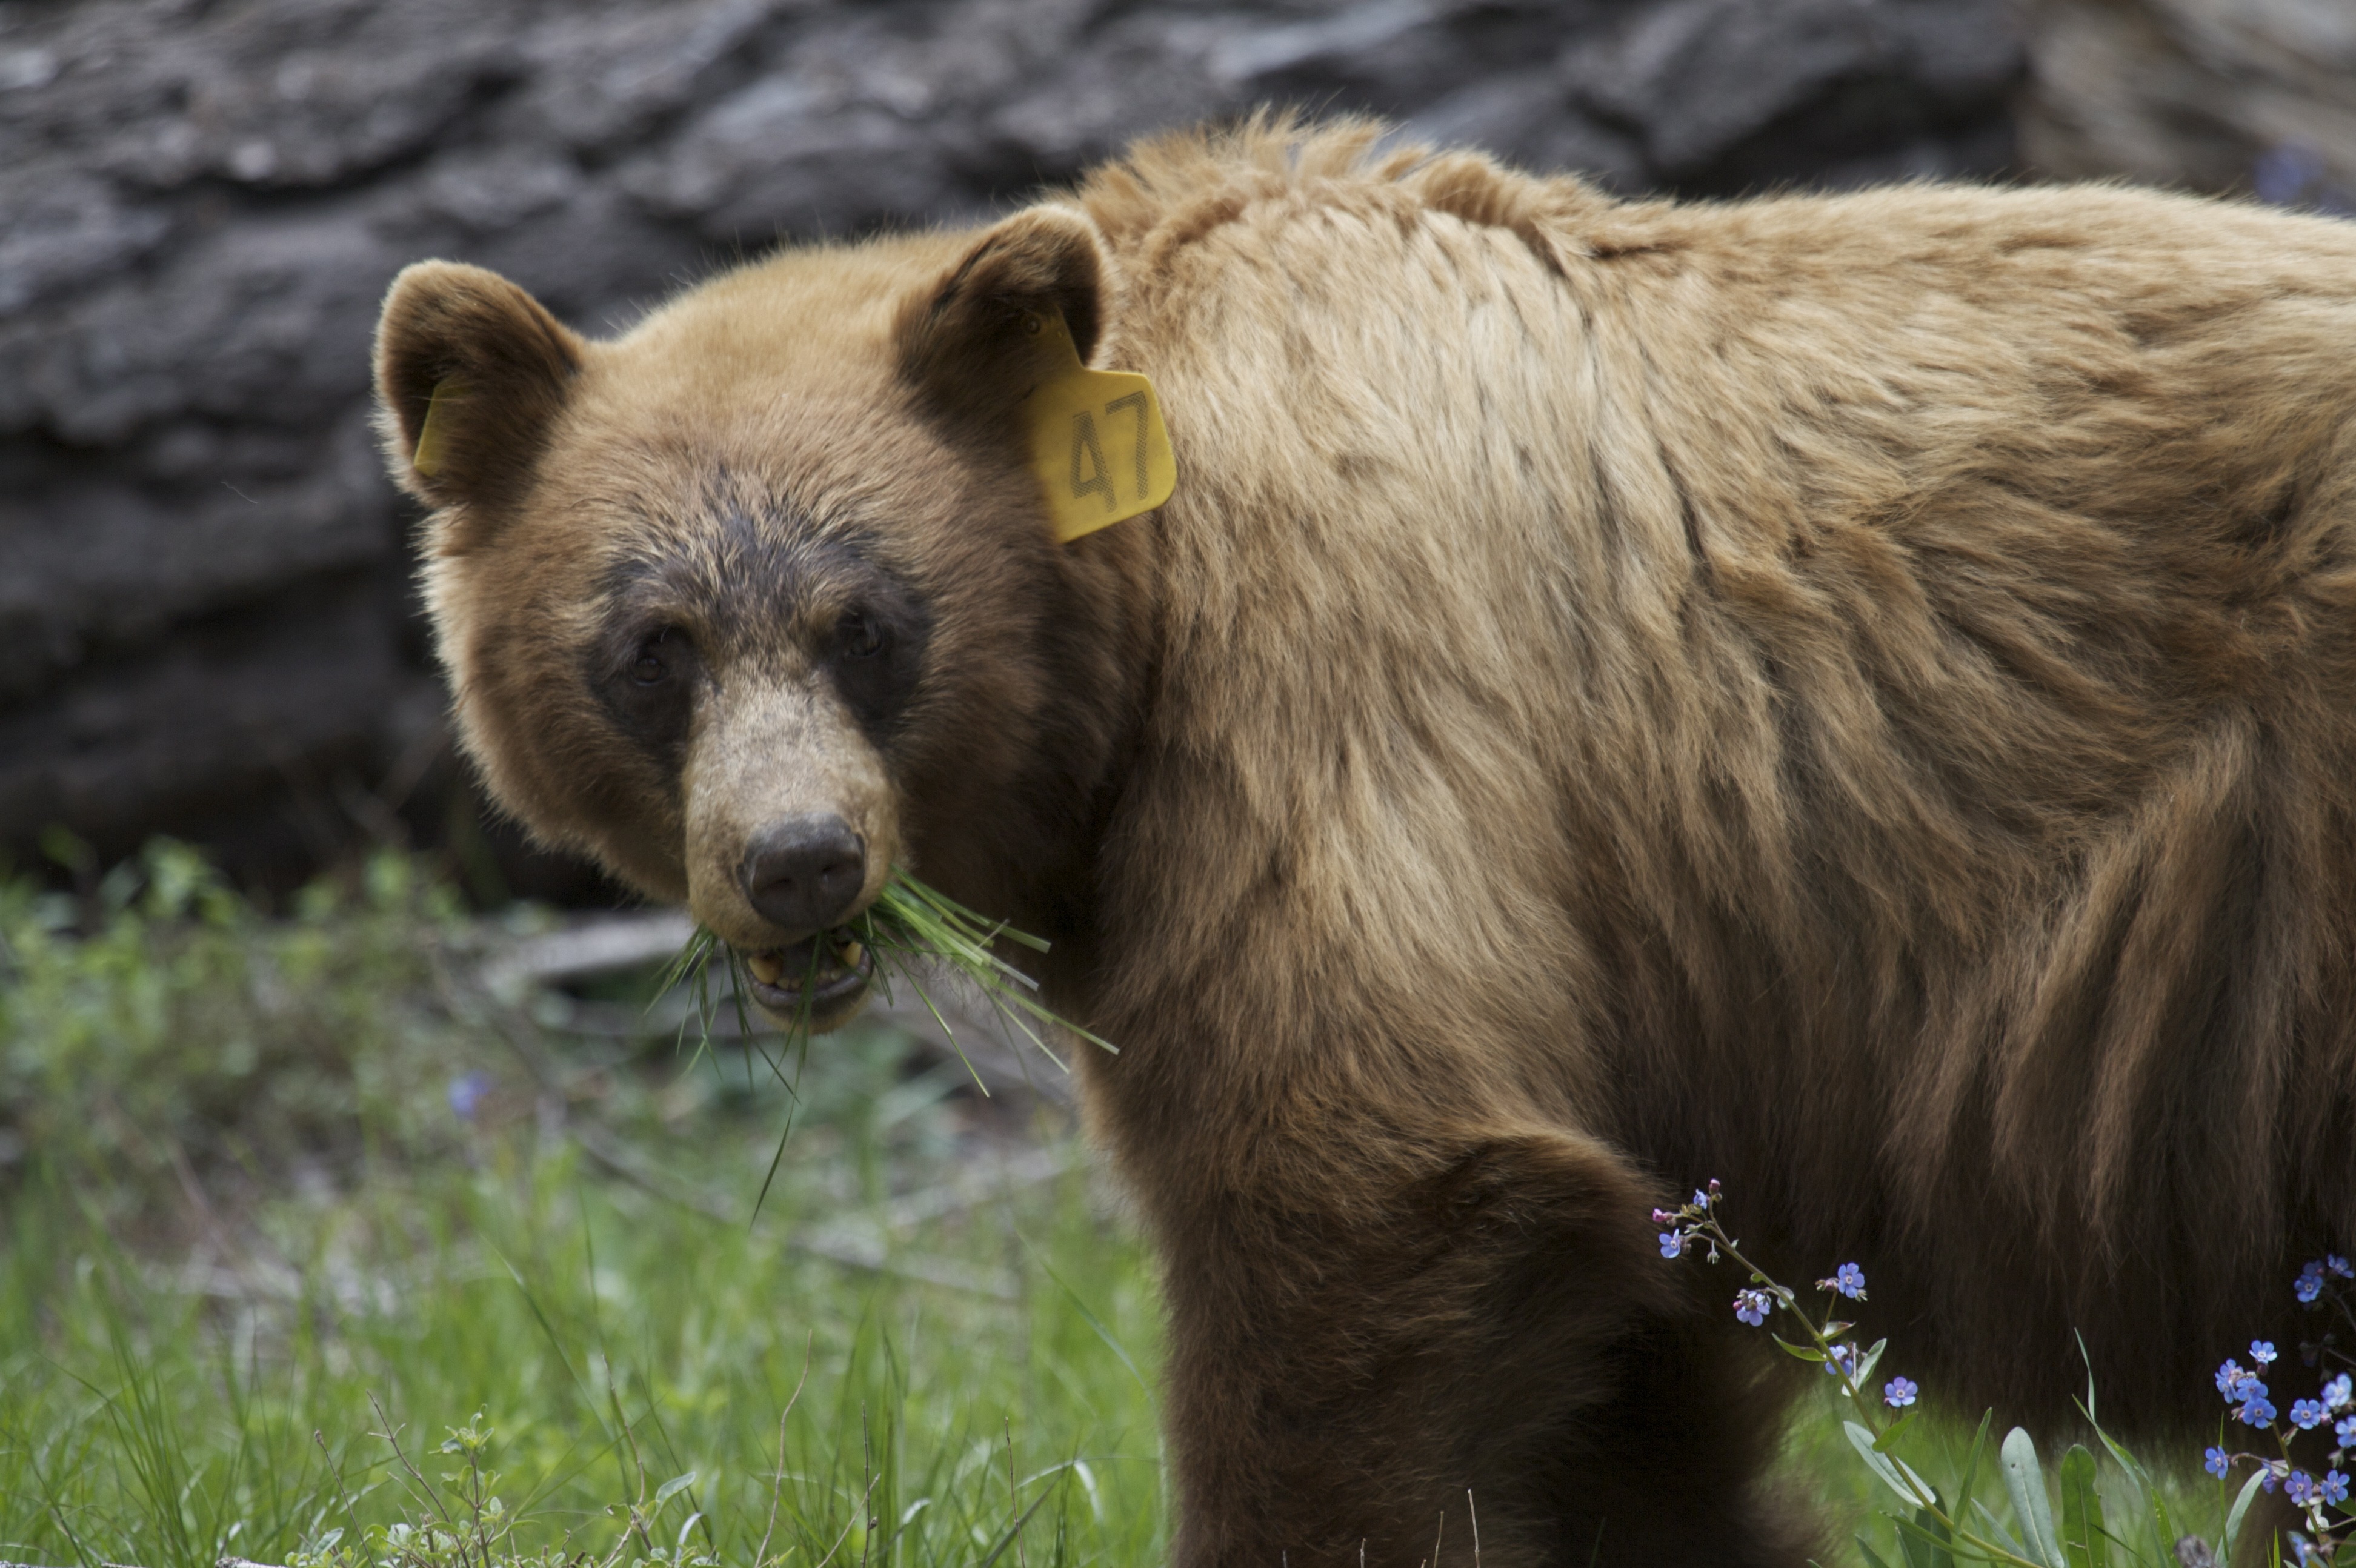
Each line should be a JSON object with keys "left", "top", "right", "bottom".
{"left": 372, "top": 118, "right": 2356, "bottom": 1566}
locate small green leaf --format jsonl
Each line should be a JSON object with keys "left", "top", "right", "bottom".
{"left": 1858, "top": 1535, "right": 1897, "bottom": 1568}
{"left": 1892, "top": 1506, "right": 1955, "bottom": 1568}
{"left": 1875, "top": 1410, "right": 1920, "bottom": 1452}
{"left": 1772, "top": 1334, "right": 1829, "bottom": 1364}
{"left": 2057, "top": 1444, "right": 2108, "bottom": 1568}
{"left": 1854, "top": 1337, "right": 1889, "bottom": 1390}
{"left": 2000, "top": 1427, "right": 2064, "bottom": 1568}
{"left": 2220, "top": 1468, "right": 2268, "bottom": 1564}
{"left": 1972, "top": 1498, "right": 2031, "bottom": 1564}
{"left": 654, "top": 1470, "right": 697, "bottom": 1507}
{"left": 1952, "top": 1412, "right": 1995, "bottom": 1544}
{"left": 2085, "top": 1421, "right": 2166, "bottom": 1543}
{"left": 1847, "top": 1420, "right": 1935, "bottom": 1507}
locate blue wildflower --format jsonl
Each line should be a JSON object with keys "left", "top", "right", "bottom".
{"left": 1659, "top": 1232, "right": 1685, "bottom": 1259}
{"left": 2323, "top": 1373, "right": 2352, "bottom": 1411}
{"left": 2323, "top": 1470, "right": 2350, "bottom": 1507}
{"left": 2252, "top": 144, "right": 2327, "bottom": 208}
{"left": 2229, "top": 1374, "right": 2268, "bottom": 1405}
{"left": 2330, "top": 1254, "right": 2354, "bottom": 1279}
{"left": 2286, "top": 1470, "right": 2318, "bottom": 1507}
{"left": 2205, "top": 1446, "right": 2231, "bottom": 1478}
{"left": 1733, "top": 1289, "right": 1771, "bottom": 1327}
{"left": 1823, "top": 1263, "right": 1866, "bottom": 1301}
{"left": 1825, "top": 1343, "right": 1860, "bottom": 1383}
{"left": 2298, "top": 1263, "right": 2326, "bottom": 1304}
{"left": 1691, "top": 1188, "right": 1711, "bottom": 1208}
{"left": 2238, "top": 1394, "right": 2279, "bottom": 1427}
{"left": 2292, "top": 1398, "right": 2327, "bottom": 1430}
{"left": 447, "top": 1071, "right": 494, "bottom": 1122}
{"left": 2254, "top": 1341, "right": 2279, "bottom": 1366}
{"left": 2219, "top": 1360, "right": 2250, "bottom": 1397}
{"left": 2335, "top": 1414, "right": 2356, "bottom": 1446}
{"left": 1885, "top": 1377, "right": 1918, "bottom": 1409}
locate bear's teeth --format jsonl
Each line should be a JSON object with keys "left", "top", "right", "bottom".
{"left": 746, "top": 951, "right": 785, "bottom": 986}
{"left": 833, "top": 940, "right": 864, "bottom": 971}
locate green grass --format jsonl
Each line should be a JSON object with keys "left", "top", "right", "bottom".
{"left": 0, "top": 1133, "right": 1165, "bottom": 1568}
{"left": 1782, "top": 1386, "right": 2238, "bottom": 1568}
{"left": 1, "top": 845, "right": 1163, "bottom": 1568}
{"left": 0, "top": 843, "right": 2247, "bottom": 1568}
{"left": 665, "top": 868, "right": 1111, "bottom": 1092}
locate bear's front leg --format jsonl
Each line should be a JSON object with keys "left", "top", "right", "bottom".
{"left": 1148, "top": 1127, "right": 1815, "bottom": 1568}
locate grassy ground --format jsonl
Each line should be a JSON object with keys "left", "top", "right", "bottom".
{"left": 1, "top": 845, "right": 1163, "bottom": 1568}
{"left": 0, "top": 845, "right": 2237, "bottom": 1568}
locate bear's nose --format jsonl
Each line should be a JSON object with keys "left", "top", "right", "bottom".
{"left": 738, "top": 814, "right": 866, "bottom": 932}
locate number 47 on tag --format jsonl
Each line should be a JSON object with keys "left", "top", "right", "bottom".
{"left": 1023, "top": 314, "right": 1177, "bottom": 543}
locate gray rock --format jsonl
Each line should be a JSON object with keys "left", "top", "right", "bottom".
{"left": 2018, "top": 0, "right": 2356, "bottom": 207}
{"left": 1569, "top": 0, "right": 2022, "bottom": 185}
{"left": 0, "top": 169, "right": 171, "bottom": 316}
{"left": 0, "top": 0, "right": 2022, "bottom": 886}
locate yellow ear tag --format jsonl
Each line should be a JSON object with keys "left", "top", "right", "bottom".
{"left": 1022, "top": 313, "right": 1175, "bottom": 543}
{"left": 411, "top": 376, "right": 461, "bottom": 478}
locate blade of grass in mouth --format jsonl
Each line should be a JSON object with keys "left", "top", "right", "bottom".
{"left": 656, "top": 867, "right": 1112, "bottom": 1099}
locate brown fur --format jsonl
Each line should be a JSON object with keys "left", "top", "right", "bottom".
{"left": 374, "top": 118, "right": 2356, "bottom": 1566}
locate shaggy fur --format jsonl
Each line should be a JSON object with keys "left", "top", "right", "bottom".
{"left": 374, "top": 119, "right": 2356, "bottom": 1566}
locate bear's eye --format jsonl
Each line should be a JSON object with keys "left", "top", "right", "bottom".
{"left": 632, "top": 629, "right": 683, "bottom": 685}
{"left": 838, "top": 610, "right": 887, "bottom": 660}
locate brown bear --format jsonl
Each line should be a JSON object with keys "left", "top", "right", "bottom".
{"left": 373, "top": 118, "right": 2356, "bottom": 1566}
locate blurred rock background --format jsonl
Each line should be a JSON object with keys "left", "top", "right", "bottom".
{"left": 0, "top": 0, "right": 2341, "bottom": 898}
{"left": 2018, "top": 0, "right": 2355, "bottom": 204}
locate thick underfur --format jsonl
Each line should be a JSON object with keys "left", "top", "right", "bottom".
{"left": 378, "top": 118, "right": 2356, "bottom": 1567}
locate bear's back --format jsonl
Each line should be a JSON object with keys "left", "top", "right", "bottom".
{"left": 1069, "top": 124, "right": 2356, "bottom": 1432}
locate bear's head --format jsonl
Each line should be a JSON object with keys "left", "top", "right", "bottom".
{"left": 373, "top": 208, "right": 1143, "bottom": 1029}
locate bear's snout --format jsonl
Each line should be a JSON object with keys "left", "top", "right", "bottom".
{"left": 739, "top": 814, "right": 867, "bottom": 933}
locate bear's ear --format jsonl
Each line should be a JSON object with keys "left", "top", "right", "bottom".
{"left": 895, "top": 206, "right": 1114, "bottom": 431}
{"left": 372, "top": 260, "right": 584, "bottom": 539}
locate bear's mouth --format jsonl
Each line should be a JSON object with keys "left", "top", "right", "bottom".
{"left": 741, "top": 933, "right": 875, "bottom": 1027}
